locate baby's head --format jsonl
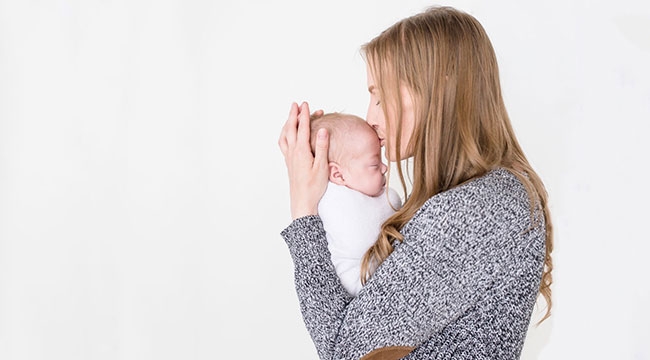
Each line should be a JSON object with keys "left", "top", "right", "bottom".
{"left": 310, "top": 113, "right": 388, "bottom": 197}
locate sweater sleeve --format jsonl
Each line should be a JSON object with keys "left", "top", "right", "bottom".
{"left": 281, "top": 216, "right": 354, "bottom": 359}
{"left": 281, "top": 170, "right": 544, "bottom": 360}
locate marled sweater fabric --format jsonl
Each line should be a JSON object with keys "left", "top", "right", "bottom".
{"left": 281, "top": 168, "right": 546, "bottom": 360}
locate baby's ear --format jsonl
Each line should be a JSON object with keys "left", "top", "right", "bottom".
{"left": 329, "top": 162, "right": 345, "bottom": 185}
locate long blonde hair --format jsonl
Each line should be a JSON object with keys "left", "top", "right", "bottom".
{"left": 360, "top": 6, "right": 553, "bottom": 323}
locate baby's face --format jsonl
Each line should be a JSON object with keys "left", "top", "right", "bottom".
{"left": 341, "top": 128, "right": 388, "bottom": 197}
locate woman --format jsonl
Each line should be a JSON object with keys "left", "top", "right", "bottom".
{"left": 278, "top": 6, "right": 552, "bottom": 360}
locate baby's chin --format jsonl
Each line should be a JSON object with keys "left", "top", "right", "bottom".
{"left": 368, "top": 185, "right": 386, "bottom": 198}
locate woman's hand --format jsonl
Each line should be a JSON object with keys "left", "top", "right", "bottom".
{"left": 278, "top": 102, "right": 329, "bottom": 220}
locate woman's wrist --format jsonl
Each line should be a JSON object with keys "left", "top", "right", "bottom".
{"left": 291, "top": 204, "right": 319, "bottom": 220}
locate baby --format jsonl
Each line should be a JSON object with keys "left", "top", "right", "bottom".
{"left": 310, "top": 112, "right": 401, "bottom": 296}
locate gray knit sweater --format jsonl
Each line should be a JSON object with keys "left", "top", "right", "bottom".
{"left": 281, "top": 168, "right": 546, "bottom": 360}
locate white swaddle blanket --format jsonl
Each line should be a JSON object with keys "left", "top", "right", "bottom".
{"left": 318, "top": 182, "right": 402, "bottom": 296}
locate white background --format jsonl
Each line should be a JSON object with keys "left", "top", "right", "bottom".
{"left": 1, "top": 0, "right": 649, "bottom": 359}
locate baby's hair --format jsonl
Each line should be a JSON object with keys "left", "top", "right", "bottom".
{"left": 310, "top": 112, "right": 369, "bottom": 164}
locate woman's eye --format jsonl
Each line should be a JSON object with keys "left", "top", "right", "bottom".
{"left": 376, "top": 100, "right": 381, "bottom": 106}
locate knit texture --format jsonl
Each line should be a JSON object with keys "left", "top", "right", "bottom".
{"left": 281, "top": 168, "right": 546, "bottom": 360}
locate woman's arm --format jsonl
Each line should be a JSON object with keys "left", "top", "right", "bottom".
{"left": 282, "top": 211, "right": 486, "bottom": 360}
{"left": 281, "top": 170, "right": 545, "bottom": 360}
{"left": 282, "top": 216, "right": 353, "bottom": 358}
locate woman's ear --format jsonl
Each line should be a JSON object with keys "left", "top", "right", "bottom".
{"left": 329, "top": 162, "right": 345, "bottom": 185}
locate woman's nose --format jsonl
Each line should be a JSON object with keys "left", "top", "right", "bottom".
{"left": 366, "top": 109, "right": 377, "bottom": 127}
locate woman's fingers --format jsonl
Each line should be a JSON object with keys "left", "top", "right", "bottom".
{"left": 296, "top": 102, "right": 311, "bottom": 151}
{"left": 278, "top": 127, "right": 288, "bottom": 156}
{"left": 278, "top": 102, "right": 299, "bottom": 156}
{"left": 278, "top": 101, "right": 329, "bottom": 219}
{"left": 313, "top": 128, "right": 329, "bottom": 171}
{"left": 285, "top": 102, "right": 299, "bottom": 148}
{"left": 310, "top": 109, "right": 324, "bottom": 121}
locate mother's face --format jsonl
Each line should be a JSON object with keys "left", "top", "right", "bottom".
{"left": 365, "top": 64, "right": 415, "bottom": 162}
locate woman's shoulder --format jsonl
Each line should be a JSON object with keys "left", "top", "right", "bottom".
{"left": 398, "top": 167, "right": 546, "bottom": 269}
{"left": 404, "top": 168, "right": 535, "bottom": 236}
{"left": 454, "top": 167, "right": 527, "bottom": 197}
{"left": 428, "top": 167, "right": 528, "bottom": 207}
